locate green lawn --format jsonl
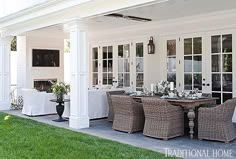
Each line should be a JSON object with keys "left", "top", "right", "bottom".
{"left": 0, "top": 113, "right": 175, "bottom": 159}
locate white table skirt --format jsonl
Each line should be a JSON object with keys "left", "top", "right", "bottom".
{"left": 88, "top": 89, "right": 109, "bottom": 119}
{"left": 88, "top": 88, "right": 125, "bottom": 119}
{"left": 21, "top": 89, "right": 56, "bottom": 116}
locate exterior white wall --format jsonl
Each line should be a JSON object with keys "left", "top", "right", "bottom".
{"left": 17, "top": 35, "right": 64, "bottom": 89}
{"left": 89, "top": 12, "right": 236, "bottom": 122}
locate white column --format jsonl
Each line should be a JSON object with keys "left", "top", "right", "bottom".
{"left": 0, "top": 37, "right": 11, "bottom": 110}
{"left": 68, "top": 20, "right": 89, "bottom": 129}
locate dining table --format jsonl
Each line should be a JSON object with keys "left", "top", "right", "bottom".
{"left": 131, "top": 95, "right": 217, "bottom": 139}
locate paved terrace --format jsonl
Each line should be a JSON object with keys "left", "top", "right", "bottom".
{"left": 2, "top": 110, "right": 236, "bottom": 159}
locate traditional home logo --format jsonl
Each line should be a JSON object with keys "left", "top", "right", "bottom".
{"left": 165, "top": 148, "right": 233, "bottom": 158}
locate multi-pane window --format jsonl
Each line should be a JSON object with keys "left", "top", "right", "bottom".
{"left": 92, "top": 47, "right": 98, "bottom": 85}
{"left": 118, "top": 44, "right": 130, "bottom": 87}
{"left": 167, "top": 40, "right": 176, "bottom": 85}
{"left": 102, "top": 46, "right": 113, "bottom": 85}
{"left": 136, "top": 43, "right": 144, "bottom": 91}
{"left": 211, "top": 34, "right": 232, "bottom": 104}
{"left": 184, "top": 37, "right": 202, "bottom": 91}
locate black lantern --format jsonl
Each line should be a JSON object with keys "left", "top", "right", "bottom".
{"left": 148, "top": 36, "right": 155, "bottom": 54}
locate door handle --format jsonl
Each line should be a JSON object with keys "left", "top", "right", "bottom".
{"left": 206, "top": 83, "right": 210, "bottom": 86}
{"left": 202, "top": 83, "right": 205, "bottom": 86}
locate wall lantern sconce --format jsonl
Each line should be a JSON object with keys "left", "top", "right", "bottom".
{"left": 148, "top": 36, "right": 155, "bottom": 54}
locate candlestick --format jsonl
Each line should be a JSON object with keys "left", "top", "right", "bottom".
{"left": 151, "top": 84, "right": 154, "bottom": 92}
{"left": 170, "top": 82, "right": 174, "bottom": 91}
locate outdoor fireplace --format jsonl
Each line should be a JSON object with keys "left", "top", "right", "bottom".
{"left": 34, "top": 79, "right": 57, "bottom": 92}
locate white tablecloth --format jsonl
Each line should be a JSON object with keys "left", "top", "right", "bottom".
{"left": 88, "top": 89, "right": 109, "bottom": 119}
{"left": 21, "top": 89, "right": 56, "bottom": 116}
{"left": 88, "top": 88, "right": 125, "bottom": 119}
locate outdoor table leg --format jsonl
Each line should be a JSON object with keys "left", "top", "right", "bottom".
{"left": 187, "top": 108, "right": 195, "bottom": 139}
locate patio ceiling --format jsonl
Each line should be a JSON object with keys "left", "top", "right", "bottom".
{"left": 16, "top": 0, "right": 236, "bottom": 37}
{"left": 86, "top": 0, "right": 236, "bottom": 32}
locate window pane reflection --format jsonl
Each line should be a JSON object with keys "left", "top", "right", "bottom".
{"left": 103, "top": 73, "right": 108, "bottom": 85}
{"left": 211, "top": 35, "right": 221, "bottom": 53}
{"left": 118, "top": 45, "right": 123, "bottom": 58}
{"left": 212, "top": 93, "right": 221, "bottom": 104}
{"left": 136, "top": 43, "right": 143, "bottom": 57}
{"left": 93, "top": 48, "right": 98, "bottom": 59}
{"left": 124, "top": 44, "right": 130, "bottom": 58}
{"left": 184, "top": 56, "right": 192, "bottom": 72}
{"left": 212, "top": 74, "right": 221, "bottom": 91}
{"left": 92, "top": 60, "right": 98, "bottom": 72}
{"left": 118, "top": 59, "right": 123, "bottom": 72}
{"left": 193, "top": 37, "right": 202, "bottom": 54}
{"left": 193, "top": 56, "right": 202, "bottom": 72}
{"left": 108, "top": 73, "right": 113, "bottom": 85}
{"left": 167, "top": 57, "right": 176, "bottom": 72}
{"left": 136, "top": 73, "right": 144, "bottom": 87}
{"left": 108, "top": 60, "right": 113, "bottom": 72}
{"left": 223, "top": 74, "right": 232, "bottom": 92}
{"left": 124, "top": 73, "right": 130, "bottom": 87}
{"left": 118, "top": 73, "right": 123, "bottom": 87}
{"left": 184, "top": 73, "right": 192, "bottom": 90}
{"left": 136, "top": 58, "right": 143, "bottom": 72}
{"left": 222, "top": 34, "right": 232, "bottom": 53}
{"left": 222, "top": 54, "right": 232, "bottom": 72}
{"left": 193, "top": 74, "right": 202, "bottom": 90}
{"left": 212, "top": 55, "right": 221, "bottom": 72}
{"left": 167, "top": 40, "right": 176, "bottom": 56}
{"left": 184, "top": 38, "right": 192, "bottom": 55}
{"left": 124, "top": 59, "right": 130, "bottom": 72}
{"left": 92, "top": 73, "right": 98, "bottom": 85}
{"left": 103, "top": 60, "right": 107, "bottom": 72}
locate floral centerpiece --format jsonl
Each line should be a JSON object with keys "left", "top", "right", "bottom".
{"left": 156, "top": 80, "right": 170, "bottom": 95}
{"left": 51, "top": 82, "right": 70, "bottom": 102}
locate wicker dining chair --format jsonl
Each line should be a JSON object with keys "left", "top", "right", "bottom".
{"left": 106, "top": 90, "right": 125, "bottom": 121}
{"left": 142, "top": 97, "right": 184, "bottom": 140}
{"left": 111, "top": 95, "right": 144, "bottom": 133}
{"left": 198, "top": 98, "right": 236, "bottom": 143}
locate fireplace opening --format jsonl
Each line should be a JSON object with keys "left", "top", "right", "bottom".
{"left": 34, "top": 79, "right": 57, "bottom": 92}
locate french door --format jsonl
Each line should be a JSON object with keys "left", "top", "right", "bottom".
{"left": 210, "top": 33, "right": 233, "bottom": 104}
{"left": 91, "top": 45, "right": 113, "bottom": 86}
{"left": 91, "top": 41, "right": 145, "bottom": 90}
{"left": 165, "top": 32, "right": 234, "bottom": 104}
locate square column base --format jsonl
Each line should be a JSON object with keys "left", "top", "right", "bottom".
{"left": 69, "top": 115, "right": 89, "bottom": 129}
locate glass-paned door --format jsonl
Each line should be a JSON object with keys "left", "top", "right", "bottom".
{"left": 167, "top": 40, "right": 177, "bottom": 85}
{"left": 92, "top": 47, "right": 99, "bottom": 85}
{"left": 102, "top": 46, "right": 113, "bottom": 85}
{"left": 184, "top": 37, "right": 202, "bottom": 91}
{"left": 118, "top": 44, "right": 130, "bottom": 87}
{"left": 211, "top": 34, "right": 233, "bottom": 104}
{"left": 136, "top": 43, "right": 144, "bottom": 91}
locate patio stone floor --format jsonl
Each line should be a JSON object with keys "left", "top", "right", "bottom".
{"left": 2, "top": 110, "right": 236, "bottom": 159}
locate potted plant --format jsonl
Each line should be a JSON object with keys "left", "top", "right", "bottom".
{"left": 51, "top": 82, "right": 70, "bottom": 102}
